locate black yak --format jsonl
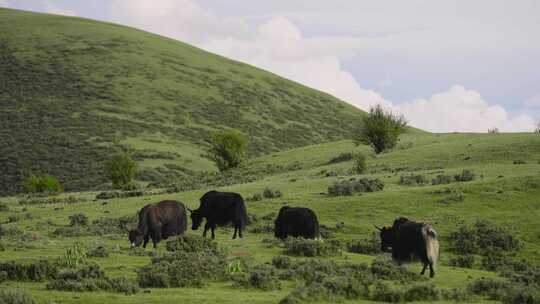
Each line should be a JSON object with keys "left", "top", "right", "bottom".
{"left": 188, "top": 190, "right": 247, "bottom": 239}
{"left": 274, "top": 206, "right": 319, "bottom": 239}
{"left": 376, "top": 217, "right": 439, "bottom": 277}
{"left": 128, "top": 200, "right": 187, "bottom": 249}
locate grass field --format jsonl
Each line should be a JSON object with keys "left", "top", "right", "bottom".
{"left": 1, "top": 132, "right": 539, "bottom": 303}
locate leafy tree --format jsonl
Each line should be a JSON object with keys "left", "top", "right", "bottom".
{"left": 352, "top": 152, "right": 367, "bottom": 174}
{"left": 209, "top": 129, "right": 248, "bottom": 171}
{"left": 22, "top": 174, "right": 63, "bottom": 195}
{"left": 355, "top": 105, "right": 407, "bottom": 154}
{"left": 105, "top": 152, "right": 137, "bottom": 190}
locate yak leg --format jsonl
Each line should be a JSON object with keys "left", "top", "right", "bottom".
{"left": 233, "top": 226, "right": 238, "bottom": 239}
{"left": 238, "top": 224, "right": 243, "bottom": 239}
{"left": 420, "top": 262, "right": 428, "bottom": 275}
{"left": 151, "top": 228, "right": 161, "bottom": 249}
{"left": 429, "top": 262, "right": 435, "bottom": 278}
{"left": 203, "top": 222, "right": 211, "bottom": 238}
{"left": 211, "top": 224, "right": 216, "bottom": 240}
{"left": 142, "top": 235, "right": 149, "bottom": 248}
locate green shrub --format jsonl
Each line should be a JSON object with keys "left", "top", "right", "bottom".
{"left": 327, "top": 178, "right": 384, "bottom": 196}
{"left": 232, "top": 264, "right": 281, "bottom": 291}
{"left": 370, "top": 256, "right": 423, "bottom": 282}
{"left": 403, "top": 283, "right": 441, "bottom": 301}
{"left": 262, "top": 187, "right": 282, "bottom": 199}
{"left": 371, "top": 281, "right": 403, "bottom": 303}
{"left": 208, "top": 129, "right": 248, "bottom": 171}
{"left": 108, "top": 277, "right": 140, "bottom": 295}
{"left": 8, "top": 215, "right": 20, "bottom": 223}
{"left": 467, "top": 277, "right": 509, "bottom": 300}
{"left": 0, "top": 288, "right": 36, "bottom": 304}
{"left": 105, "top": 152, "right": 137, "bottom": 190}
{"left": 246, "top": 193, "right": 263, "bottom": 202}
{"left": 284, "top": 238, "right": 341, "bottom": 257}
{"left": 513, "top": 159, "right": 527, "bottom": 164}
{"left": 449, "top": 254, "right": 475, "bottom": 268}
{"left": 272, "top": 256, "right": 292, "bottom": 269}
{"left": 454, "top": 169, "right": 475, "bottom": 182}
{"left": 95, "top": 190, "right": 145, "bottom": 200}
{"left": 440, "top": 288, "right": 473, "bottom": 302}
{"left": 69, "top": 213, "right": 88, "bottom": 226}
{"left": 352, "top": 152, "right": 367, "bottom": 174}
{"left": 432, "top": 174, "right": 453, "bottom": 185}
{"left": 449, "top": 220, "right": 522, "bottom": 255}
{"left": 138, "top": 251, "right": 227, "bottom": 288}
{"left": 0, "top": 270, "right": 8, "bottom": 283}
{"left": 165, "top": 235, "right": 221, "bottom": 255}
{"left": 0, "top": 202, "right": 9, "bottom": 212}
{"left": 346, "top": 233, "right": 381, "bottom": 255}
{"left": 87, "top": 245, "right": 109, "bottom": 258}
{"left": 354, "top": 104, "right": 407, "bottom": 154}
{"left": 399, "top": 174, "right": 427, "bottom": 186}
{"left": 0, "top": 259, "right": 59, "bottom": 282}
{"left": 22, "top": 175, "right": 63, "bottom": 195}
{"left": 436, "top": 189, "right": 465, "bottom": 204}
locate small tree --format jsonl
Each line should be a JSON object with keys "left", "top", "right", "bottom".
{"left": 22, "top": 174, "right": 63, "bottom": 195}
{"left": 352, "top": 152, "right": 367, "bottom": 174}
{"left": 105, "top": 152, "right": 137, "bottom": 190}
{"left": 355, "top": 105, "right": 407, "bottom": 154}
{"left": 209, "top": 129, "right": 248, "bottom": 171}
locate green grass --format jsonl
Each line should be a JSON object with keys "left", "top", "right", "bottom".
{"left": 0, "top": 7, "right": 371, "bottom": 196}
{"left": 1, "top": 132, "right": 539, "bottom": 303}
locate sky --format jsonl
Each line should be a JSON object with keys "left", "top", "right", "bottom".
{"left": 2, "top": 0, "right": 539, "bottom": 132}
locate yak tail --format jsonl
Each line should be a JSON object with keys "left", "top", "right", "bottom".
{"left": 423, "top": 225, "right": 439, "bottom": 268}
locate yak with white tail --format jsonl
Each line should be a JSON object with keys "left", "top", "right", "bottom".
{"left": 375, "top": 217, "right": 439, "bottom": 278}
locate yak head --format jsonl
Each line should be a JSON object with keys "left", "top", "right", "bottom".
{"left": 188, "top": 208, "right": 203, "bottom": 230}
{"left": 128, "top": 228, "right": 144, "bottom": 248}
{"left": 375, "top": 225, "right": 394, "bottom": 252}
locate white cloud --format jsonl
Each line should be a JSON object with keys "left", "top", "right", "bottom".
{"left": 107, "top": 0, "right": 536, "bottom": 133}
{"left": 396, "top": 86, "right": 536, "bottom": 132}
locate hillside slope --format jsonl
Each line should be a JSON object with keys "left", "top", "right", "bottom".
{"left": 0, "top": 8, "right": 367, "bottom": 195}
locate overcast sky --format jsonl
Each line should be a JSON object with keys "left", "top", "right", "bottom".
{"left": 2, "top": 0, "right": 539, "bottom": 132}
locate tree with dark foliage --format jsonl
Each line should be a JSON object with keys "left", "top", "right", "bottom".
{"left": 355, "top": 105, "right": 407, "bottom": 154}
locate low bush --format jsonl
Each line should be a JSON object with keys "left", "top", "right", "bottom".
{"left": 454, "top": 169, "right": 475, "bottom": 182}
{"left": 262, "top": 187, "right": 283, "bottom": 199}
{"left": 327, "top": 152, "right": 353, "bottom": 164}
{"left": 467, "top": 277, "right": 509, "bottom": 300}
{"left": 87, "top": 245, "right": 109, "bottom": 258}
{"left": 232, "top": 264, "right": 281, "bottom": 291}
{"left": 448, "top": 220, "right": 522, "bottom": 255}
{"left": 371, "top": 281, "right": 403, "bottom": 303}
{"left": 8, "top": 215, "right": 20, "bottom": 223}
{"left": 327, "top": 178, "right": 384, "bottom": 196}
{"left": 137, "top": 251, "right": 227, "bottom": 288}
{"left": 22, "top": 174, "right": 63, "bottom": 195}
{"left": 165, "top": 235, "right": 221, "bottom": 255}
{"left": 437, "top": 189, "right": 465, "bottom": 204}
{"left": 95, "top": 190, "right": 145, "bottom": 200}
{"left": 449, "top": 254, "right": 475, "bottom": 268}
{"left": 0, "top": 259, "right": 59, "bottom": 282}
{"left": 513, "top": 159, "right": 527, "bottom": 164}
{"left": 432, "top": 174, "right": 453, "bottom": 185}
{"left": 246, "top": 193, "right": 263, "bottom": 202}
{"left": 47, "top": 264, "right": 139, "bottom": 295}
{"left": 18, "top": 195, "right": 84, "bottom": 206}
{"left": 403, "top": 283, "right": 441, "bottom": 301}
{"left": 284, "top": 238, "right": 342, "bottom": 257}
{"left": 0, "top": 202, "right": 9, "bottom": 212}
{"left": 399, "top": 174, "right": 427, "bottom": 186}
{"left": 0, "top": 270, "right": 7, "bottom": 283}
{"left": 346, "top": 233, "right": 381, "bottom": 255}
{"left": 69, "top": 213, "right": 88, "bottom": 226}
{"left": 271, "top": 256, "right": 292, "bottom": 269}
{"left": 370, "top": 256, "right": 423, "bottom": 282}
{"left": 249, "top": 224, "right": 274, "bottom": 234}
{"left": 0, "top": 288, "right": 36, "bottom": 304}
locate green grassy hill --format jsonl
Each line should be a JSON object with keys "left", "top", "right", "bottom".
{"left": 1, "top": 132, "right": 539, "bottom": 303}
{"left": 0, "top": 8, "right": 368, "bottom": 195}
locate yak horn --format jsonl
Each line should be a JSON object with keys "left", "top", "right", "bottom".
{"left": 374, "top": 225, "right": 383, "bottom": 231}
{"left": 186, "top": 207, "right": 193, "bottom": 213}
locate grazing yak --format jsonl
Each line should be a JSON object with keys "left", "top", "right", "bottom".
{"left": 128, "top": 200, "right": 187, "bottom": 249}
{"left": 189, "top": 190, "right": 247, "bottom": 239}
{"left": 376, "top": 217, "right": 439, "bottom": 278}
{"left": 274, "top": 206, "right": 319, "bottom": 239}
